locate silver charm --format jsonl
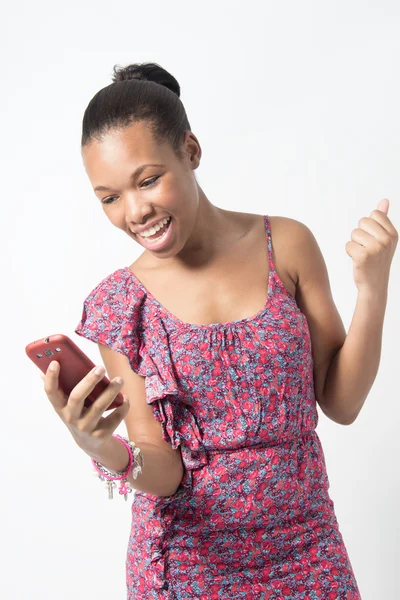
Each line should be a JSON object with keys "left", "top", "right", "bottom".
{"left": 91, "top": 436, "right": 144, "bottom": 500}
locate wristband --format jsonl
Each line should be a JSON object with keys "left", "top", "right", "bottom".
{"left": 91, "top": 434, "right": 144, "bottom": 500}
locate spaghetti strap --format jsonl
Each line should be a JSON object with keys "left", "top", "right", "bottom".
{"left": 264, "top": 215, "right": 276, "bottom": 273}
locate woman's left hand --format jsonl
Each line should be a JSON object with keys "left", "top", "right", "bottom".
{"left": 346, "top": 198, "right": 398, "bottom": 294}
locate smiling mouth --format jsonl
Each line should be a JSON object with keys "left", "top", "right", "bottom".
{"left": 135, "top": 216, "right": 172, "bottom": 239}
{"left": 137, "top": 216, "right": 173, "bottom": 244}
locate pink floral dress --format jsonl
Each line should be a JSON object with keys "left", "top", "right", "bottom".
{"left": 75, "top": 215, "right": 361, "bottom": 599}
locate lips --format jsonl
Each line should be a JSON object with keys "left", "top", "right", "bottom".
{"left": 136, "top": 215, "right": 174, "bottom": 251}
{"left": 132, "top": 216, "right": 171, "bottom": 236}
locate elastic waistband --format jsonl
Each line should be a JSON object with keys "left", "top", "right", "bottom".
{"left": 205, "top": 430, "right": 315, "bottom": 454}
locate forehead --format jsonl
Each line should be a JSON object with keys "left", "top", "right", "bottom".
{"left": 82, "top": 121, "right": 171, "bottom": 180}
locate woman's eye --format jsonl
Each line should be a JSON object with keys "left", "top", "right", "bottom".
{"left": 141, "top": 176, "right": 159, "bottom": 188}
{"left": 101, "top": 176, "right": 159, "bottom": 205}
{"left": 102, "top": 175, "right": 160, "bottom": 204}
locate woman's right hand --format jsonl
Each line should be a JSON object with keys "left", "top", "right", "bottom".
{"left": 40, "top": 361, "right": 130, "bottom": 456}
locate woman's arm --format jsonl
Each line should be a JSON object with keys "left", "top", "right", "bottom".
{"left": 321, "top": 288, "right": 387, "bottom": 424}
{"left": 283, "top": 211, "right": 396, "bottom": 425}
{"left": 92, "top": 344, "right": 184, "bottom": 497}
{"left": 88, "top": 435, "right": 184, "bottom": 497}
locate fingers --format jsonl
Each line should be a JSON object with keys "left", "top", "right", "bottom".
{"left": 65, "top": 365, "right": 110, "bottom": 420}
{"left": 41, "top": 361, "right": 127, "bottom": 441}
{"left": 94, "top": 394, "right": 131, "bottom": 437}
{"left": 42, "top": 361, "right": 68, "bottom": 410}
{"left": 77, "top": 376, "right": 126, "bottom": 431}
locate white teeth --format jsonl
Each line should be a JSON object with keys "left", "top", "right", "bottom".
{"left": 138, "top": 216, "right": 171, "bottom": 238}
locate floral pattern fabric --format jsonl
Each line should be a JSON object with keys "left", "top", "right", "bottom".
{"left": 75, "top": 215, "right": 361, "bottom": 599}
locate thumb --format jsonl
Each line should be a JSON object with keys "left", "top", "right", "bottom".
{"left": 374, "top": 198, "right": 389, "bottom": 215}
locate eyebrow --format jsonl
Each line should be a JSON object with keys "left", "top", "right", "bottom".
{"left": 94, "top": 163, "right": 165, "bottom": 192}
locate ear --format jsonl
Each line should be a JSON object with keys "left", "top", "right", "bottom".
{"left": 183, "top": 131, "right": 202, "bottom": 169}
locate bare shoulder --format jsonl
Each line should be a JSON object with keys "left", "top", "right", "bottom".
{"left": 233, "top": 211, "right": 301, "bottom": 292}
{"left": 267, "top": 215, "right": 307, "bottom": 287}
{"left": 268, "top": 214, "right": 330, "bottom": 298}
{"left": 268, "top": 215, "right": 337, "bottom": 290}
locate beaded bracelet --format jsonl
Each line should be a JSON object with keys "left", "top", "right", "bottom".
{"left": 91, "top": 434, "right": 144, "bottom": 500}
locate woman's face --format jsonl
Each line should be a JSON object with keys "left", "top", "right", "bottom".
{"left": 82, "top": 120, "right": 201, "bottom": 259}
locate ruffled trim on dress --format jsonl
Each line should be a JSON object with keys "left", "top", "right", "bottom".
{"left": 75, "top": 268, "right": 208, "bottom": 594}
{"left": 75, "top": 268, "right": 208, "bottom": 476}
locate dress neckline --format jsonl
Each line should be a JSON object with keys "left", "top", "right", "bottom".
{"left": 122, "top": 214, "right": 277, "bottom": 330}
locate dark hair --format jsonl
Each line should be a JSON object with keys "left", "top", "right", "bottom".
{"left": 81, "top": 62, "right": 191, "bottom": 159}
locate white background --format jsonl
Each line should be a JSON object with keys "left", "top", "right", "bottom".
{"left": 2, "top": 1, "right": 399, "bottom": 598}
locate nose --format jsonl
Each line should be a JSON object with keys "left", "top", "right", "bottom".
{"left": 123, "top": 194, "right": 155, "bottom": 227}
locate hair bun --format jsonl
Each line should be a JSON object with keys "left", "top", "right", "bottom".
{"left": 111, "top": 62, "right": 181, "bottom": 97}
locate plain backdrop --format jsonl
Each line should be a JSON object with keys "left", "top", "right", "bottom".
{"left": 2, "top": 1, "right": 399, "bottom": 598}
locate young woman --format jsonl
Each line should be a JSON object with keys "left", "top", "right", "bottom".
{"left": 42, "top": 62, "right": 398, "bottom": 599}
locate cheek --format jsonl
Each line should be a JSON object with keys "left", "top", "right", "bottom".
{"left": 153, "top": 180, "right": 184, "bottom": 211}
{"left": 170, "top": 178, "right": 198, "bottom": 211}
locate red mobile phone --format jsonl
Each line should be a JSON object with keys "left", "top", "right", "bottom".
{"left": 25, "top": 334, "right": 124, "bottom": 411}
